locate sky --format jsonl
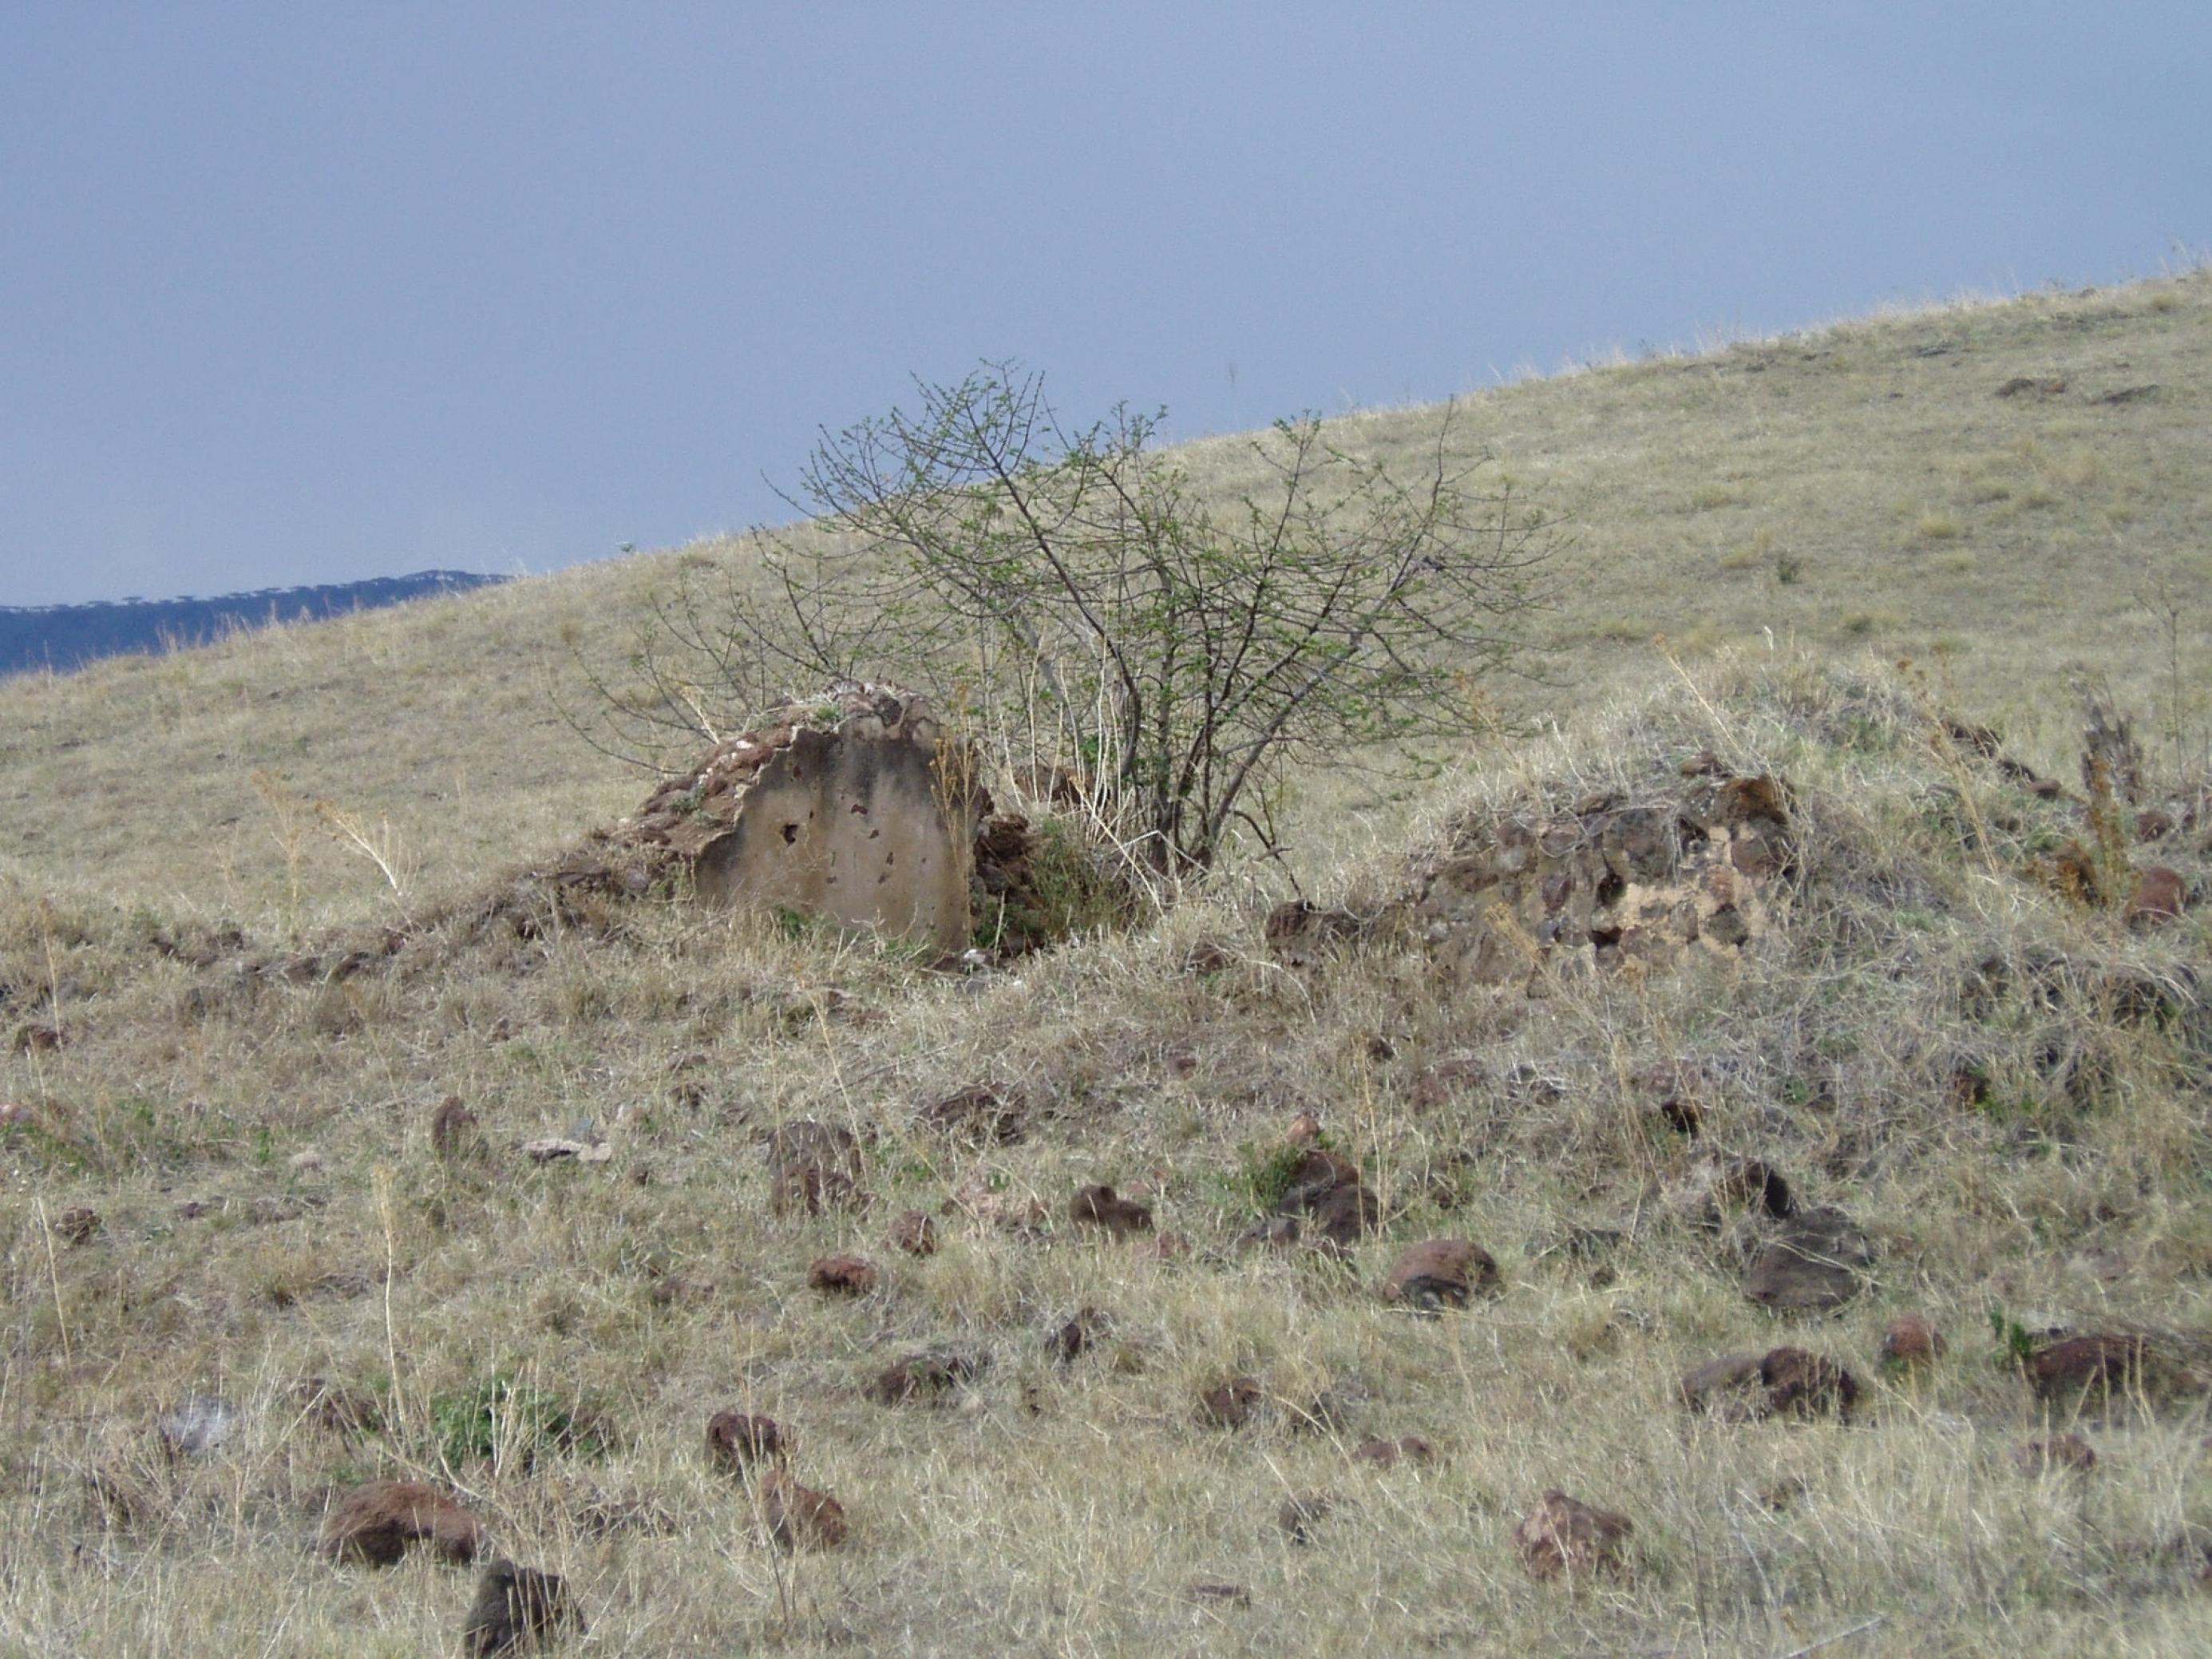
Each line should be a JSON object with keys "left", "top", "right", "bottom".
{"left": 2, "top": 3, "right": 2205, "bottom": 608}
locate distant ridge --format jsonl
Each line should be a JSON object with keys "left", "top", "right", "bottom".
{"left": 0, "top": 569, "right": 509, "bottom": 678}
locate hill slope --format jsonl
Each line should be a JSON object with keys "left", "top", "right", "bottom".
{"left": 1, "top": 269, "right": 2206, "bottom": 926}
{"left": 2, "top": 273, "right": 2210, "bottom": 1657}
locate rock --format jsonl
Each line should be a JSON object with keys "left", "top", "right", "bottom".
{"left": 52, "top": 1205, "right": 101, "bottom": 1246}
{"left": 1353, "top": 1435, "right": 1436, "bottom": 1470}
{"left": 757, "top": 1469, "right": 848, "bottom": 1549}
{"left": 1276, "top": 1492, "right": 1335, "bottom": 1545}
{"left": 807, "top": 1254, "right": 879, "bottom": 1295}
{"left": 919, "top": 1083, "right": 1026, "bottom": 1146}
{"left": 1048, "top": 1307, "right": 1110, "bottom": 1364}
{"left": 319, "top": 1479, "right": 486, "bottom": 1566}
{"left": 430, "top": 1095, "right": 481, "bottom": 1161}
{"left": 461, "top": 1559, "right": 584, "bottom": 1656}
{"left": 886, "top": 1209, "right": 938, "bottom": 1256}
{"left": 1237, "top": 1216, "right": 1303, "bottom": 1252}
{"left": 2014, "top": 1433, "right": 2096, "bottom": 1476}
{"left": 2127, "top": 865, "right": 2188, "bottom": 927}
{"left": 1880, "top": 1314, "right": 1945, "bottom": 1367}
{"left": 157, "top": 1394, "right": 239, "bottom": 1459}
{"left": 1307, "top": 1182, "right": 1379, "bottom": 1250}
{"left": 1759, "top": 1348, "right": 1859, "bottom": 1421}
{"left": 1744, "top": 1208, "right": 1873, "bottom": 1312}
{"left": 766, "top": 1121, "right": 863, "bottom": 1217}
{"left": 1512, "top": 1490, "right": 1634, "bottom": 1582}
{"left": 1679, "top": 1353, "right": 1767, "bottom": 1419}
{"left": 1197, "top": 1376, "right": 1264, "bottom": 1429}
{"left": 2024, "top": 1333, "right": 2151, "bottom": 1405}
{"left": 1382, "top": 1239, "right": 1499, "bottom": 1311}
{"left": 705, "top": 1412, "right": 785, "bottom": 1472}
{"left": 872, "top": 1350, "right": 983, "bottom": 1405}
{"left": 1070, "top": 1184, "right": 1153, "bottom": 1237}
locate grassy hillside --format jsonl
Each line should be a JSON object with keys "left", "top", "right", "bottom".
{"left": 2, "top": 269, "right": 2206, "bottom": 928}
{"left": 2, "top": 273, "right": 2210, "bottom": 1657}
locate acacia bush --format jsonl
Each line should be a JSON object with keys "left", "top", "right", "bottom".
{"left": 590, "top": 364, "right": 1564, "bottom": 874}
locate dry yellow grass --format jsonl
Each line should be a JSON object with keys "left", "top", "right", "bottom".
{"left": 4, "top": 275, "right": 2212, "bottom": 1656}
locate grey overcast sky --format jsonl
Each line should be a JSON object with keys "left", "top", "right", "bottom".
{"left": 2, "top": 3, "right": 2204, "bottom": 608}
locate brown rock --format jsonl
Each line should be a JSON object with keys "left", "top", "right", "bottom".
{"left": 460, "top": 1558, "right": 584, "bottom": 1656}
{"left": 807, "top": 1253, "right": 879, "bottom": 1295}
{"left": 1237, "top": 1215, "right": 1303, "bottom": 1252}
{"left": 1070, "top": 1184, "right": 1153, "bottom": 1237}
{"left": 1880, "top": 1314, "right": 1945, "bottom": 1367}
{"left": 872, "top": 1350, "right": 983, "bottom": 1405}
{"left": 1760, "top": 1348, "right": 1859, "bottom": 1421}
{"left": 2014, "top": 1433, "right": 2096, "bottom": 1476}
{"left": 429, "top": 1095, "right": 480, "bottom": 1161}
{"left": 766, "top": 1121, "right": 863, "bottom": 1217}
{"left": 704, "top": 1411, "right": 784, "bottom": 1472}
{"left": 1512, "top": 1490, "right": 1634, "bottom": 1582}
{"left": 1048, "top": 1306, "right": 1110, "bottom": 1364}
{"left": 1744, "top": 1208, "right": 1873, "bottom": 1312}
{"left": 1353, "top": 1435, "right": 1436, "bottom": 1470}
{"left": 1679, "top": 1352, "right": 1767, "bottom": 1419}
{"left": 1276, "top": 1492, "right": 1334, "bottom": 1545}
{"left": 1197, "top": 1376, "right": 1264, "bottom": 1429}
{"left": 757, "top": 1468, "right": 848, "bottom": 1549}
{"left": 2024, "top": 1333, "right": 2151, "bottom": 1405}
{"left": 2127, "top": 865, "right": 2187, "bottom": 927}
{"left": 1307, "top": 1182, "right": 1380, "bottom": 1249}
{"left": 882, "top": 1208, "right": 937, "bottom": 1257}
{"left": 319, "top": 1479, "right": 486, "bottom": 1567}
{"left": 52, "top": 1205, "right": 101, "bottom": 1246}
{"left": 1382, "top": 1239, "right": 1499, "bottom": 1311}
{"left": 919, "top": 1083, "right": 1025, "bottom": 1146}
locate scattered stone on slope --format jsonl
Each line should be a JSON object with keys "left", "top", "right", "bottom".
{"left": 1881, "top": 1314, "right": 1945, "bottom": 1368}
{"left": 1744, "top": 1207, "right": 1874, "bottom": 1312}
{"left": 807, "top": 1254, "right": 879, "bottom": 1296}
{"left": 1197, "top": 1376, "right": 1264, "bottom": 1429}
{"left": 919, "top": 1083, "right": 1027, "bottom": 1146}
{"left": 1353, "top": 1435, "right": 1436, "bottom": 1470}
{"left": 460, "top": 1559, "right": 584, "bottom": 1657}
{"left": 1069, "top": 1184, "right": 1153, "bottom": 1237}
{"left": 430, "top": 1095, "right": 481, "bottom": 1162}
{"left": 1679, "top": 1353, "right": 1768, "bottom": 1421}
{"left": 1759, "top": 1348, "right": 1859, "bottom": 1421}
{"left": 2014, "top": 1433, "right": 2097, "bottom": 1476}
{"left": 766, "top": 1122, "right": 863, "bottom": 1217}
{"left": 872, "top": 1350, "right": 984, "bottom": 1406}
{"left": 319, "top": 1480, "right": 485, "bottom": 1566}
{"left": 886, "top": 1209, "right": 938, "bottom": 1256}
{"left": 705, "top": 1412, "right": 785, "bottom": 1472}
{"left": 757, "top": 1469, "right": 849, "bottom": 1550}
{"left": 2024, "top": 1333, "right": 2159, "bottom": 1407}
{"left": 2127, "top": 865, "right": 2188, "bottom": 927}
{"left": 1047, "top": 1307, "right": 1111, "bottom": 1364}
{"left": 1382, "top": 1239, "right": 1499, "bottom": 1312}
{"left": 1415, "top": 770, "right": 1795, "bottom": 988}
{"left": 1512, "top": 1491, "right": 1634, "bottom": 1582}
